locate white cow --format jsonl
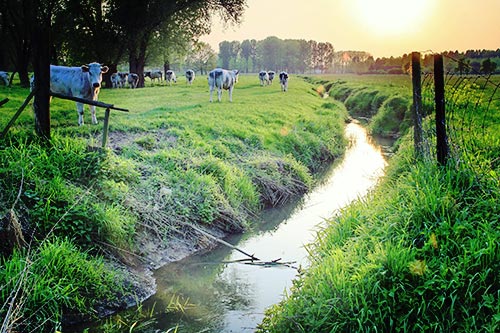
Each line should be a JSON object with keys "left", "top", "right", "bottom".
{"left": 279, "top": 71, "right": 289, "bottom": 92}
{"left": 259, "top": 71, "right": 269, "bottom": 86}
{"left": 0, "top": 71, "right": 9, "bottom": 86}
{"left": 185, "top": 69, "right": 195, "bottom": 85}
{"left": 145, "top": 70, "right": 163, "bottom": 84}
{"left": 127, "top": 73, "right": 139, "bottom": 88}
{"left": 45, "top": 62, "right": 109, "bottom": 125}
{"left": 267, "top": 71, "right": 275, "bottom": 84}
{"left": 111, "top": 73, "right": 121, "bottom": 88}
{"left": 165, "top": 70, "right": 177, "bottom": 85}
{"left": 208, "top": 68, "right": 239, "bottom": 102}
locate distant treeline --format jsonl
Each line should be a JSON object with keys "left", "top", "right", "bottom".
{"left": 214, "top": 36, "right": 500, "bottom": 75}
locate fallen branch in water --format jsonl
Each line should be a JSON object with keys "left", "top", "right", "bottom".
{"left": 179, "top": 222, "right": 260, "bottom": 261}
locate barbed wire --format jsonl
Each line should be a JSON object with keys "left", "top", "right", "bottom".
{"left": 420, "top": 53, "right": 500, "bottom": 170}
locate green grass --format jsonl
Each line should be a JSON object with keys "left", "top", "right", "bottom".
{"left": 0, "top": 73, "right": 348, "bottom": 329}
{"left": 258, "top": 74, "right": 500, "bottom": 332}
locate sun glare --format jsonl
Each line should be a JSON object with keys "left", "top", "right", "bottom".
{"left": 353, "top": 0, "right": 431, "bottom": 36}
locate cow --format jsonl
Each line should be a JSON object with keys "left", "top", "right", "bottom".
{"left": 0, "top": 71, "right": 9, "bottom": 86}
{"left": 118, "top": 72, "right": 128, "bottom": 88}
{"left": 208, "top": 68, "right": 239, "bottom": 102}
{"left": 279, "top": 71, "right": 289, "bottom": 92}
{"left": 267, "top": 71, "right": 275, "bottom": 84}
{"left": 127, "top": 73, "right": 139, "bottom": 89}
{"left": 165, "top": 70, "right": 177, "bottom": 85}
{"left": 111, "top": 73, "right": 121, "bottom": 88}
{"left": 33, "top": 62, "right": 109, "bottom": 126}
{"left": 145, "top": 70, "right": 163, "bottom": 85}
{"left": 259, "top": 71, "right": 269, "bottom": 86}
{"left": 185, "top": 69, "right": 195, "bottom": 85}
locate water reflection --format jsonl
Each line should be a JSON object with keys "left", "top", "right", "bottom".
{"left": 145, "top": 122, "right": 388, "bottom": 332}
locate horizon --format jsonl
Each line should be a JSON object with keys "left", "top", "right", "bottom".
{"left": 200, "top": 0, "right": 500, "bottom": 59}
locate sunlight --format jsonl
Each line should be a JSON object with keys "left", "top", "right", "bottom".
{"left": 353, "top": 0, "right": 431, "bottom": 36}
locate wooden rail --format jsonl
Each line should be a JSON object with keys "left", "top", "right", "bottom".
{"left": 50, "top": 92, "right": 129, "bottom": 148}
{"left": 1, "top": 91, "right": 128, "bottom": 148}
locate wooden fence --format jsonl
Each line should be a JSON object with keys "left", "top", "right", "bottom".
{"left": 1, "top": 91, "right": 128, "bottom": 148}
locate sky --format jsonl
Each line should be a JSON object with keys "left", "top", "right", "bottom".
{"left": 200, "top": 0, "right": 500, "bottom": 58}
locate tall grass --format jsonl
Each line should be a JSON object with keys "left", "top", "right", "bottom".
{"left": 258, "top": 75, "right": 500, "bottom": 332}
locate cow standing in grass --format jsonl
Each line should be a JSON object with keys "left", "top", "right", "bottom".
{"left": 165, "top": 70, "right": 177, "bottom": 85}
{"left": 127, "top": 73, "right": 139, "bottom": 88}
{"left": 145, "top": 70, "right": 163, "bottom": 85}
{"left": 208, "top": 68, "right": 239, "bottom": 102}
{"left": 279, "top": 71, "right": 289, "bottom": 92}
{"left": 267, "top": 71, "right": 275, "bottom": 84}
{"left": 34, "top": 62, "right": 109, "bottom": 125}
{"left": 185, "top": 70, "right": 195, "bottom": 85}
{"left": 259, "top": 71, "right": 269, "bottom": 86}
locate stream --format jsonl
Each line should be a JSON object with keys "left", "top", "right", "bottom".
{"left": 138, "top": 121, "right": 388, "bottom": 332}
{"left": 70, "top": 121, "right": 388, "bottom": 332}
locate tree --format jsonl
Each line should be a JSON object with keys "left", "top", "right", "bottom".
{"left": 481, "top": 58, "right": 497, "bottom": 74}
{"left": 105, "top": 0, "right": 246, "bottom": 87}
{"left": 185, "top": 41, "right": 217, "bottom": 75}
{"left": 240, "top": 39, "right": 255, "bottom": 73}
{"left": 0, "top": 0, "right": 36, "bottom": 87}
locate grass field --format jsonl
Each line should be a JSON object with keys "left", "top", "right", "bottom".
{"left": 0, "top": 73, "right": 349, "bottom": 331}
{"left": 258, "top": 74, "right": 500, "bottom": 332}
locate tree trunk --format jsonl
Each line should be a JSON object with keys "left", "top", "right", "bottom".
{"left": 31, "top": 11, "right": 51, "bottom": 140}
{"left": 102, "top": 63, "right": 117, "bottom": 89}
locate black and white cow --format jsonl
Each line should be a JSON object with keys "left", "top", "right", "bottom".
{"left": 279, "top": 71, "right": 289, "bottom": 92}
{"left": 185, "top": 69, "right": 195, "bottom": 85}
{"left": 127, "top": 73, "right": 139, "bottom": 89}
{"left": 40, "top": 62, "right": 109, "bottom": 125}
{"left": 267, "top": 71, "right": 275, "bottom": 84}
{"left": 0, "top": 71, "right": 9, "bottom": 86}
{"left": 208, "top": 68, "right": 239, "bottom": 102}
{"left": 118, "top": 72, "right": 128, "bottom": 88}
{"left": 111, "top": 73, "right": 121, "bottom": 88}
{"left": 165, "top": 70, "right": 177, "bottom": 85}
{"left": 145, "top": 70, "right": 163, "bottom": 84}
{"left": 259, "top": 71, "right": 269, "bottom": 86}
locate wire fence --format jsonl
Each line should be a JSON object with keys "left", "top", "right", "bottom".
{"left": 413, "top": 52, "right": 500, "bottom": 173}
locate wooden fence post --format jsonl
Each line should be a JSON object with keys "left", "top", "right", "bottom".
{"left": 102, "top": 108, "right": 111, "bottom": 148}
{"left": 433, "top": 54, "right": 449, "bottom": 165}
{"left": 411, "top": 52, "right": 424, "bottom": 159}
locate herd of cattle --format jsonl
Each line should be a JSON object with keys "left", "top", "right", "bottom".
{"left": 1, "top": 63, "right": 290, "bottom": 125}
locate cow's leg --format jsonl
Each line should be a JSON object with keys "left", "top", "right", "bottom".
{"left": 209, "top": 85, "right": 214, "bottom": 102}
{"left": 228, "top": 87, "right": 233, "bottom": 102}
{"left": 90, "top": 104, "right": 98, "bottom": 124}
{"left": 76, "top": 102, "right": 85, "bottom": 126}
{"left": 218, "top": 87, "right": 222, "bottom": 102}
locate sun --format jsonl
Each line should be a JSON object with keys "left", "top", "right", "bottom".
{"left": 352, "top": 0, "right": 431, "bottom": 36}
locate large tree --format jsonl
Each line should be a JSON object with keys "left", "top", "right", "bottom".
{"left": 109, "top": 0, "right": 246, "bottom": 87}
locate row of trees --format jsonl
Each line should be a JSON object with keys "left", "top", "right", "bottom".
{"left": 337, "top": 50, "right": 500, "bottom": 75}
{"left": 0, "top": 0, "right": 247, "bottom": 88}
{"left": 214, "top": 37, "right": 334, "bottom": 74}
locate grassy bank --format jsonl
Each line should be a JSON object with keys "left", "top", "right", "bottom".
{"left": 258, "top": 75, "right": 500, "bottom": 332}
{"left": 0, "top": 74, "right": 348, "bottom": 330}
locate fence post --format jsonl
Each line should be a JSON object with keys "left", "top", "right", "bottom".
{"left": 411, "top": 52, "right": 424, "bottom": 159}
{"left": 433, "top": 54, "right": 449, "bottom": 165}
{"left": 102, "top": 108, "right": 111, "bottom": 148}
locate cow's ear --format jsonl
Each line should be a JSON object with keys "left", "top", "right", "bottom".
{"left": 101, "top": 66, "right": 109, "bottom": 74}
{"left": 81, "top": 65, "right": 90, "bottom": 72}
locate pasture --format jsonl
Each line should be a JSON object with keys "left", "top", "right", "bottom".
{"left": 0, "top": 73, "right": 348, "bottom": 330}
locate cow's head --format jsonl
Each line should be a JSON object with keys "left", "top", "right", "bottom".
{"left": 81, "top": 62, "right": 109, "bottom": 88}
{"left": 233, "top": 70, "right": 239, "bottom": 83}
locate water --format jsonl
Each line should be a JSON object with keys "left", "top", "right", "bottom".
{"left": 142, "top": 122, "right": 388, "bottom": 332}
